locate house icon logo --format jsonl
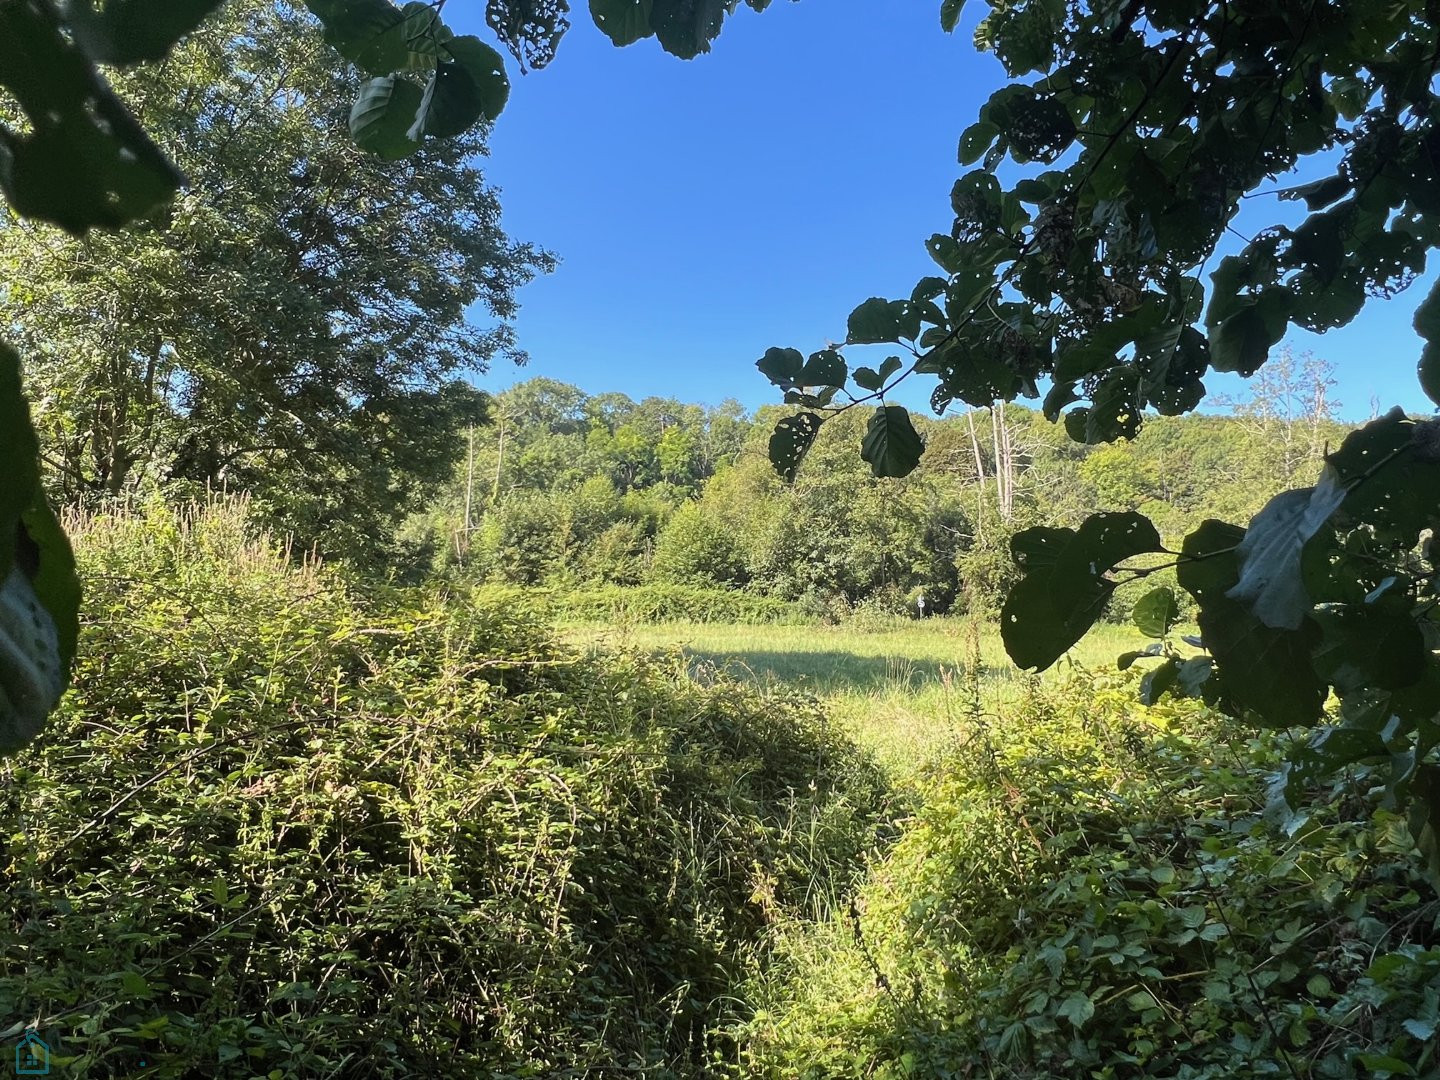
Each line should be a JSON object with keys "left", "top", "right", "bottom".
{"left": 13, "top": 1031, "right": 49, "bottom": 1075}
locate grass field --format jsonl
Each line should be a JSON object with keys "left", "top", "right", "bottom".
{"left": 570, "top": 616, "right": 1142, "bottom": 777}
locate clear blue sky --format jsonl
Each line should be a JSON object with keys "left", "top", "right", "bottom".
{"left": 451, "top": 0, "right": 1434, "bottom": 422}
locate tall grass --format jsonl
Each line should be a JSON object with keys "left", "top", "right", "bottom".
{"left": 569, "top": 617, "right": 1139, "bottom": 779}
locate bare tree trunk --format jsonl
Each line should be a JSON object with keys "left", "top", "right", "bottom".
{"left": 965, "top": 408, "right": 988, "bottom": 542}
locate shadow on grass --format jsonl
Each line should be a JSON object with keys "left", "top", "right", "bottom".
{"left": 676, "top": 648, "right": 1019, "bottom": 695}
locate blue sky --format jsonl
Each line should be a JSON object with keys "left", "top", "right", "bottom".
{"left": 452, "top": 0, "right": 1433, "bottom": 421}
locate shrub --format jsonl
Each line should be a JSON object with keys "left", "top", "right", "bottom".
{"left": 0, "top": 502, "right": 890, "bottom": 1077}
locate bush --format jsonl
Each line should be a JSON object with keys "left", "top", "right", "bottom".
{"left": 742, "top": 671, "right": 1440, "bottom": 1078}
{"left": 0, "top": 502, "right": 890, "bottom": 1077}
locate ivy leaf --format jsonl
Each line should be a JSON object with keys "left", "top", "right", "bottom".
{"left": 349, "top": 76, "right": 425, "bottom": 160}
{"left": 799, "top": 349, "right": 846, "bottom": 389}
{"left": 67, "top": 0, "right": 225, "bottom": 66}
{"left": 847, "top": 298, "right": 921, "bottom": 344}
{"left": 860, "top": 405, "right": 923, "bottom": 478}
{"left": 1132, "top": 587, "right": 1180, "bottom": 639}
{"left": 768, "top": 412, "right": 822, "bottom": 482}
{"left": 1002, "top": 512, "right": 1164, "bottom": 671}
{"left": 756, "top": 347, "right": 805, "bottom": 389}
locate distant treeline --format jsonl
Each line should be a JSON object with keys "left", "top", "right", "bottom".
{"left": 410, "top": 353, "right": 1348, "bottom": 618}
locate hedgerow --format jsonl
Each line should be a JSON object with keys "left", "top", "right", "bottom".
{"left": 0, "top": 502, "right": 891, "bottom": 1077}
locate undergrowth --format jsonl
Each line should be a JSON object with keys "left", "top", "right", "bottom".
{"left": 0, "top": 501, "right": 893, "bottom": 1077}
{"left": 740, "top": 673, "right": 1440, "bottom": 1079}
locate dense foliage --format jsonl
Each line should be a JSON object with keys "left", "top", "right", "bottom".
{"left": 0, "top": 501, "right": 891, "bottom": 1075}
{"left": 0, "top": 1, "right": 551, "bottom": 560}
{"left": 745, "top": 671, "right": 1440, "bottom": 1079}
{"left": 423, "top": 371, "right": 1344, "bottom": 619}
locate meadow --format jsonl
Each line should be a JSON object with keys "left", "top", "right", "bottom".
{"left": 570, "top": 617, "right": 1140, "bottom": 776}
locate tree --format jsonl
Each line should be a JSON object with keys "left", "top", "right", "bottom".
{"left": 0, "top": 1, "right": 551, "bottom": 560}
{"left": 0, "top": 0, "right": 536, "bottom": 747}
{"left": 744, "top": 1, "right": 1440, "bottom": 877}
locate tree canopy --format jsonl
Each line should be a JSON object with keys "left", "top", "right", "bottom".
{"left": 1, "top": 0, "right": 551, "bottom": 559}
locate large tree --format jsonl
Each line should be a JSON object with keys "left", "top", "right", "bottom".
{"left": 0, "top": 0, "right": 551, "bottom": 559}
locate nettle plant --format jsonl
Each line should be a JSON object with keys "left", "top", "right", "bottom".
{"left": 0, "top": 0, "right": 774, "bottom": 752}
{"left": 756, "top": 1, "right": 1440, "bottom": 874}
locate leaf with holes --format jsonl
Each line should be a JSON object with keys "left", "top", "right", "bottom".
{"left": 768, "top": 412, "right": 823, "bottom": 483}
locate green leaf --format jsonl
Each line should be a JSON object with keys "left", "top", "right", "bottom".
{"left": 847, "top": 298, "right": 921, "bottom": 344}
{"left": 799, "top": 349, "right": 846, "bottom": 388}
{"left": 768, "top": 412, "right": 823, "bottom": 483}
{"left": 305, "top": 0, "right": 409, "bottom": 75}
{"left": 1178, "top": 519, "right": 1325, "bottom": 726}
{"left": 0, "top": 345, "right": 70, "bottom": 753}
{"left": 1313, "top": 606, "right": 1426, "bottom": 693}
{"left": 958, "top": 120, "right": 998, "bottom": 165}
{"left": 67, "top": 0, "right": 226, "bottom": 66}
{"left": 1416, "top": 277, "right": 1440, "bottom": 407}
{"left": 1002, "top": 513, "right": 1164, "bottom": 671}
{"left": 0, "top": 1, "right": 183, "bottom": 233}
{"left": 1226, "top": 469, "right": 1346, "bottom": 630}
{"left": 851, "top": 366, "right": 883, "bottom": 392}
{"left": 756, "top": 347, "right": 805, "bottom": 388}
{"left": 1132, "top": 587, "right": 1180, "bottom": 638}
{"left": 649, "top": 0, "right": 729, "bottom": 58}
{"left": 589, "top": 0, "right": 655, "bottom": 46}
{"left": 1140, "top": 657, "right": 1181, "bottom": 704}
{"left": 349, "top": 76, "right": 425, "bottom": 160}
{"left": 940, "top": 0, "right": 966, "bottom": 32}
{"left": 1056, "top": 991, "right": 1095, "bottom": 1029}
{"left": 1408, "top": 764, "right": 1440, "bottom": 890}
{"left": 860, "top": 405, "right": 924, "bottom": 478}
{"left": 410, "top": 35, "right": 509, "bottom": 138}
{"left": 1210, "top": 289, "right": 1292, "bottom": 375}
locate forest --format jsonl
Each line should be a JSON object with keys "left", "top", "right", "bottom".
{"left": 4, "top": 1, "right": 1440, "bottom": 1078}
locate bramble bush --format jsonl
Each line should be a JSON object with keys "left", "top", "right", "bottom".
{"left": 0, "top": 500, "right": 891, "bottom": 1077}
{"left": 742, "top": 671, "right": 1440, "bottom": 1079}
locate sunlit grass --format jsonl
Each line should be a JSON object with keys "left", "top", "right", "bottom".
{"left": 568, "top": 616, "right": 1143, "bottom": 780}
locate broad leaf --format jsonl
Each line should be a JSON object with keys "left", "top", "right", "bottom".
{"left": 0, "top": 1, "right": 182, "bottom": 233}
{"left": 410, "top": 35, "right": 509, "bottom": 138}
{"left": 756, "top": 347, "right": 804, "bottom": 388}
{"left": 1132, "top": 587, "right": 1180, "bottom": 639}
{"left": 67, "top": 0, "right": 225, "bottom": 66}
{"left": 589, "top": 0, "right": 654, "bottom": 46}
{"left": 350, "top": 76, "right": 425, "bottom": 160}
{"left": 1226, "top": 468, "right": 1345, "bottom": 630}
{"left": 847, "top": 298, "right": 921, "bottom": 345}
{"left": 768, "top": 412, "right": 823, "bottom": 482}
{"left": 860, "top": 405, "right": 923, "bottom": 478}
{"left": 1002, "top": 512, "right": 1163, "bottom": 671}
{"left": 799, "top": 349, "right": 846, "bottom": 389}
